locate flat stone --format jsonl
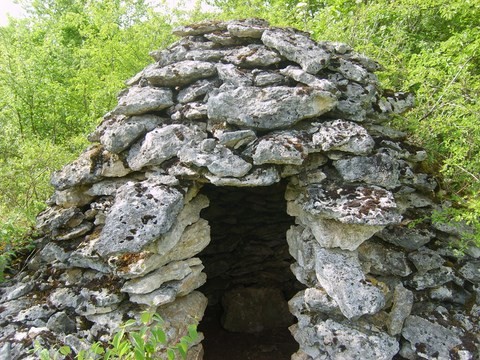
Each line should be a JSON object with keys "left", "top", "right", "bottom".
{"left": 94, "top": 179, "right": 184, "bottom": 257}
{"left": 205, "top": 32, "right": 248, "bottom": 46}
{"left": 261, "top": 28, "right": 330, "bottom": 74}
{"left": 48, "top": 287, "right": 81, "bottom": 309}
{"left": 127, "top": 124, "right": 206, "bottom": 171}
{"left": 253, "top": 71, "right": 286, "bottom": 86}
{"left": 54, "top": 221, "right": 93, "bottom": 241}
{"left": 0, "top": 282, "right": 34, "bottom": 303}
{"left": 251, "top": 132, "right": 307, "bottom": 165}
{"left": 387, "top": 283, "right": 413, "bottom": 335}
{"left": 46, "top": 312, "right": 76, "bottom": 334}
{"left": 378, "top": 91, "right": 415, "bottom": 115}
{"left": 14, "top": 304, "right": 56, "bottom": 323}
{"left": 150, "top": 38, "right": 217, "bottom": 67}
{"left": 154, "top": 219, "right": 211, "bottom": 265}
{"left": 36, "top": 206, "right": 84, "bottom": 234}
{"left": 111, "top": 196, "right": 210, "bottom": 278}
{"left": 215, "top": 63, "right": 253, "bottom": 86}
{"left": 144, "top": 60, "right": 217, "bottom": 87}
{"left": 157, "top": 291, "right": 207, "bottom": 345}
{"left": 100, "top": 114, "right": 164, "bottom": 153}
{"left": 288, "top": 288, "right": 339, "bottom": 317}
{"left": 286, "top": 225, "right": 317, "bottom": 274}
{"left": 207, "top": 86, "right": 337, "bottom": 130}
{"left": 184, "top": 49, "right": 229, "bottom": 62}
{"left": 69, "top": 238, "right": 111, "bottom": 272}
{"left": 401, "top": 316, "right": 462, "bottom": 359}
{"left": 334, "top": 153, "right": 401, "bottom": 189}
{"left": 312, "top": 119, "right": 374, "bottom": 155}
{"left": 153, "top": 194, "right": 209, "bottom": 258}
{"left": 288, "top": 203, "right": 382, "bottom": 250}
{"left": 302, "top": 184, "right": 402, "bottom": 225}
{"left": 224, "top": 44, "right": 281, "bottom": 68}
{"left": 85, "top": 178, "right": 131, "bottom": 197}
{"left": 216, "top": 130, "right": 256, "bottom": 149}
{"left": 129, "top": 265, "right": 205, "bottom": 306}
{"left": 313, "top": 319, "right": 398, "bottom": 359}
{"left": 280, "top": 66, "right": 337, "bottom": 92}
{"left": 171, "top": 102, "right": 208, "bottom": 121}
{"left": 407, "top": 266, "right": 456, "bottom": 290}
{"left": 99, "top": 151, "right": 131, "bottom": 177}
{"left": 358, "top": 239, "right": 412, "bottom": 277}
{"left": 177, "top": 78, "right": 221, "bottom": 104}
{"left": 54, "top": 187, "right": 94, "bottom": 208}
{"left": 178, "top": 139, "right": 252, "bottom": 178}
{"left": 379, "top": 226, "right": 433, "bottom": 250}
{"left": 408, "top": 247, "right": 445, "bottom": 273}
{"left": 227, "top": 19, "right": 269, "bottom": 38}
{"left": 314, "top": 246, "right": 386, "bottom": 319}
{"left": 38, "top": 243, "right": 69, "bottom": 263}
{"left": 172, "top": 21, "right": 227, "bottom": 36}
{"left": 459, "top": 261, "right": 480, "bottom": 283}
{"left": 330, "top": 58, "right": 370, "bottom": 84}
{"left": 129, "top": 287, "right": 177, "bottom": 306}
{"left": 112, "top": 86, "right": 173, "bottom": 116}
{"left": 121, "top": 258, "right": 202, "bottom": 294}
{"left": 50, "top": 145, "right": 104, "bottom": 190}
{"left": 206, "top": 167, "right": 280, "bottom": 187}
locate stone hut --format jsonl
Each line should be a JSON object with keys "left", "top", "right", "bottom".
{"left": 0, "top": 19, "right": 478, "bottom": 360}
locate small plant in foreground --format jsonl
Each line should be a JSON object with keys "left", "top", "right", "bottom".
{"left": 33, "top": 311, "right": 199, "bottom": 360}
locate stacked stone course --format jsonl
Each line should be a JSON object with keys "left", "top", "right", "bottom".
{"left": 0, "top": 19, "right": 478, "bottom": 360}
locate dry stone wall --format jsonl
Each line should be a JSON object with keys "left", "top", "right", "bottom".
{"left": 0, "top": 19, "right": 479, "bottom": 360}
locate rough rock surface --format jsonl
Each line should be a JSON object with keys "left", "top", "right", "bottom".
{"left": 207, "top": 86, "right": 337, "bottom": 130}
{"left": 1, "top": 18, "right": 478, "bottom": 360}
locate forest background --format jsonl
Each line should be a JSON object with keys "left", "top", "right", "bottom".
{"left": 0, "top": 0, "right": 479, "bottom": 277}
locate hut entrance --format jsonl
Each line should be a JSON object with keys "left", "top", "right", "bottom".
{"left": 197, "top": 182, "right": 301, "bottom": 360}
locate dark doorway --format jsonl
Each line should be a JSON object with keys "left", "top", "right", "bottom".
{"left": 197, "top": 182, "right": 301, "bottom": 360}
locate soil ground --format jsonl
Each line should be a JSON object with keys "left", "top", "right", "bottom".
{"left": 198, "top": 304, "right": 299, "bottom": 360}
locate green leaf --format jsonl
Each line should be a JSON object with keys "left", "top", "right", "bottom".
{"left": 167, "top": 348, "right": 176, "bottom": 360}
{"left": 177, "top": 341, "right": 188, "bottom": 359}
{"left": 112, "top": 330, "right": 125, "bottom": 349}
{"left": 151, "top": 327, "right": 167, "bottom": 344}
{"left": 134, "top": 348, "right": 146, "bottom": 360}
{"left": 152, "top": 313, "right": 164, "bottom": 325}
{"left": 59, "top": 345, "right": 72, "bottom": 356}
{"left": 140, "top": 311, "right": 152, "bottom": 325}
{"left": 91, "top": 342, "right": 105, "bottom": 355}
{"left": 122, "top": 319, "right": 137, "bottom": 328}
{"left": 40, "top": 349, "right": 51, "bottom": 360}
{"left": 130, "top": 332, "right": 145, "bottom": 352}
{"left": 187, "top": 324, "right": 198, "bottom": 342}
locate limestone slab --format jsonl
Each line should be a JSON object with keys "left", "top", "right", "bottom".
{"left": 94, "top": 179, "right": 184, "bottom": 257}
{"left": 113, "top": 86, "right": 173, "bottom": 116}
{"left": 127, "top": 124, "right": 206, "bottom": 171}
{"left": 207, "top": 86, "right": 337, "bottom": 130}
{"left": 100, "top": 114, "right": 163, "bottom": 153}
{"left": 144, "top": 60, "right": 217, "bottom": 87}
{"left": 312, "top": 119, "right": 374, "bottom": 155}
{"left": 314, "top": 247, "right": 386, "bottom": 319}
{"left": 261, "top": 28, "right": 330, "bottom": 74}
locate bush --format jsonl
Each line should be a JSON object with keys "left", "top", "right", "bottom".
{"left": 32, "top": 311, "right": 199, "bottom": 360}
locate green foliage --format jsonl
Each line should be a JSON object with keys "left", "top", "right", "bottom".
{"left": 0, "top": 0, "right": 178, "bottom": 275}
{"left": 32, "top": 311, "right": 199, "bottom": 360}
{"left": 0, "top": 218, "right": 33, "bottom": 281}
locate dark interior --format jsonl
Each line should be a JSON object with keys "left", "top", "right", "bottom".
{"left": 197, "top": 182, "right": 301, "bottom": 360}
